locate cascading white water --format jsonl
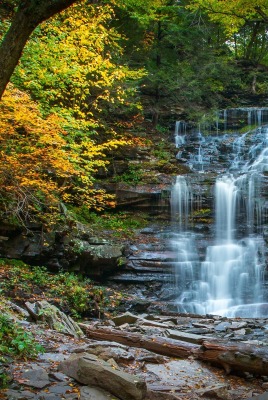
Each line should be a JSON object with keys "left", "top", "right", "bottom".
{"left": 219, "top": 107, "right": 268, "bottom": 132}
{"left": 215, "top": 177, "right": 237, "bottom": 242}
{"left": 197, "top": 176, "right": 265, "bottom": 316}
{"left": 175, "top": 175, "right": 266, "bottom": 316}
{"left": 175, "top": 121, "right": 186, "bottom": 148}
{"left": 172, "top": 118, "right": 268, "bottom": 317}
{"left": 170, "top": 175, "right": 200, "bottom": 310}
{"left": 230, "top": 131, "right": 249, "bottom": 170}
{"left": 170, "top": 176, "right": 192, "bottom": 230}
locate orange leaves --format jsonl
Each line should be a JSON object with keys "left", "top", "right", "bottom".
{"left": 0, "top": 87, "right": 76, "bottom": 225}
{"left": 0, "top": 85, "right": 124, "bottom": 227}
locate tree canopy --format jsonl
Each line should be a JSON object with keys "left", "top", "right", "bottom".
{"left": 1, "top": 0, "right": 268, "bottom": 226}
{"left": 188, "top": 0, "right": 268, "bottom": 34}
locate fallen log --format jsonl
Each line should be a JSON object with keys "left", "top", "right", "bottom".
{"left": 195, "top": 340, "right": 268, "bottom": 375}
{"left": 79, "top": 324, "right": 199, "bottom": 358}
{"left": 80, "top": 324, "right": 268, "bottom": 375}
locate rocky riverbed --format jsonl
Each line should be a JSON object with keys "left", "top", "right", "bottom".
{"left": 2, "top": 300, "right": 268, "bottom": 400}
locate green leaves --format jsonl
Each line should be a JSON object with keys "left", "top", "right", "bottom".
{"left": 188, "top": 0, "right": 268, "bottom": 34}
{"left": 0, "top": 314, "right": 44, "bottom": 360}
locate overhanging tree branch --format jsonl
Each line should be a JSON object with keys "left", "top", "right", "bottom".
{"left": 0, "top": 0, "right": 82, "bottom": 100}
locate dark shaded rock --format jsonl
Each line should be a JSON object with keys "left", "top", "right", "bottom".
{"left": 129, "top": 300, "right": 152, "bottom": 313}
{"left": 74, "top": 241, "right": 125, "bottom": 278}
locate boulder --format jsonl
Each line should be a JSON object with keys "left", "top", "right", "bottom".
{"left": 25, "top": 300, "right": 83, "bottom": 338}
{"left": 112, "top": 312, "right": 139, "bottom": 326}
{"left": 165, "top": 329, "right": 213, "bottom": 344}
{"left": 71, "top": 240, "right": 126, "bottom": 278}
{"left": 59, "top": 353, "right": 147, "bottom": 400}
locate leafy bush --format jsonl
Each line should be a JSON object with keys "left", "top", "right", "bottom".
{"left": 114, "top": 164, "right": 143, "bottom": 185}
{"left": 67, "top": 207, "right": 148, "bottom": 237}
{"left": 0, "top": 314, "right": 43, "bottom": 358}
{"left": 0, "top": 312, "right": 44, "bottom": 388}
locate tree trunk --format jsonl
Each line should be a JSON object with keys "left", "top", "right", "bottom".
{"left": 80, "top": 325, "right": 268, "bottom": 375}
{"left": 0, "top": 0, "right": 78, "bottom": 100}
{"left": 80, "top": 324, "right": 199, "bottom": 358}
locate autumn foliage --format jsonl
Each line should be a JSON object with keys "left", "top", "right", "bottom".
{"left": 0, "top": 85, "right": 130, "bottom": 227}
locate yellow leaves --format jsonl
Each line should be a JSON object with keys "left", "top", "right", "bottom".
{"left": 0, "top": 85, "right": 130, "bottom": 227}
{"left": 14, "top": 0, "right": 146, "bottom": 127}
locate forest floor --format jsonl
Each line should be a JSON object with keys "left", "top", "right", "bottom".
{"left": 1, "top": 305, "right": 268, "bottom": 400}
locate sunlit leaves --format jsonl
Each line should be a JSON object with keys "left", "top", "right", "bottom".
{"left": 188, "top": 0, "right": 268, "bottom": 34}
{"left": 13, "top": 1, "right": 146, "bottom": 130}
{"left": 0, "top": 86, "right": 126, "bottom": 226}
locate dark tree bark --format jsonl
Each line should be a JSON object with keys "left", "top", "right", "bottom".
{"left": 0, "top": 0, "right": 80, "bottom": 100}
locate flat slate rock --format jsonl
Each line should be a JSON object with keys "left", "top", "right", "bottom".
{"left": 80, "top": 386, "right": 120, "bottom": 400}
{"left": 21, "top": 367, "right": 50, "bottom": 389}
{"left": 247, "top": 392, "right": 268, "bottom": 400}
{"left": 165, "top": 329, "right": 213, "bottom": 344}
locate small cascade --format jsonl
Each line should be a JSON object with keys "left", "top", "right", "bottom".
{"left": 170, "top": 176, "right": 192, "bottom": 230}
{"left": 170, "top": 175, "right": 199, "bottom": 306}
{"left": 198, "top": 176, "right": 265, "bottom": 315}
{"left": 218, "top": 107, "right": 268, "bottom": 132}
{"left": 215, "top": 177, "right": 237, "bottom": 242}
{"left": 189, "top": 145, "right": 205, "bottom": 172}
{"left": 174, "top": 121, "right": 186, "bottom": 148}
{"left": 230, "top": 131, "right": 249, "bottom": 171}
{"left": 172, "top": 233, "right": 201, "bottom": 311}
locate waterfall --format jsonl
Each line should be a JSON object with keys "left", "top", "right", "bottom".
{"left": 230, "top": 131, "right": 248, "bottom": 170}
{"left": 170, "top": 176, "right": 192, "bottom": 230}
{"left": 197, "top": 175, "right": 265, "bottom": 315}
{"left": 217, "top": 107, "right": 268, "bottom": 132}
{"left": 215, "top": 177, "right": 237, "bottom": 242}
{"left": 171, "top": 117, "right": 268, "bottom": 317}
{"left": 174, "top": 121, "right": 186, "bottom": 148}
{"left": 175, "top": 174, "right": 266, "bottom": 316}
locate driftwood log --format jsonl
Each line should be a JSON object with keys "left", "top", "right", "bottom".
{"left": 80, "top": 324, "right": 268, "bottom": 375}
